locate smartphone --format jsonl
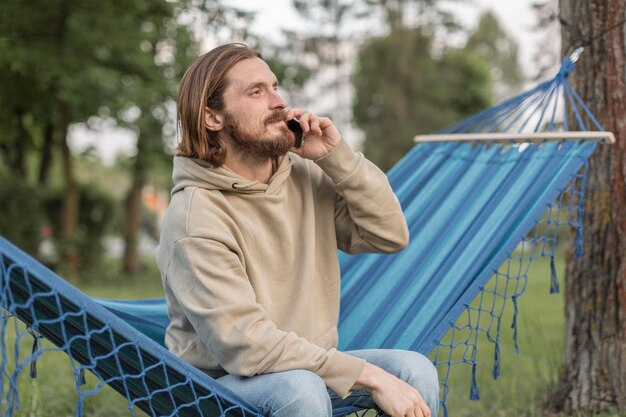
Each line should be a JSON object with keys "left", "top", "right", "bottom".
{"left": 287, "top": 118, "right": 304, "bottom": 148}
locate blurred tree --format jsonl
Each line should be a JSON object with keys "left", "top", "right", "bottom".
{"left": 119, "top": 2, "right": 266, "bottom": 274}
{"left": 289, "top": 0, "right": 369, "bottom": 127}
{"left": 43, "top": 181, "right": 116, "bottom": 275}
{"left": 0, "top": 176, "right": 42, "bottom": 255}
{"left": 288, "top": 0, "right": 459, "bottom": 134}
{"left": 115, "top": 5, "right": 197, "bottom": 274}
{"left": 359, "top": 0, "right": 459, "bottom": 34}
{"left": 549, "top": 0, "right": 626, "bottom": 414}
{"left": 352, "top": 28, "right": 491, "bottom": 170}
{"left": 0, "top": 0, "right": 200, "bottom": 274}
{"left": 466, "top": 11, "right": 524, "bottom": 100}
{"left": 262, "top": 49, "right": 313, "bottom": 105}
{"left": 200, "top": 3, "right": 257, "bottom": 45}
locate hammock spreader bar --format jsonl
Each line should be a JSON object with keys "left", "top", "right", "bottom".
{"left": 413, "top": 131, "right": 616, "bottom": 143}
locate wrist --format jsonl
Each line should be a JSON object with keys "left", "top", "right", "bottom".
{"left": 314, "top": 139, "right": 360, "bottom": 183}
{"left": 353, "top": 362, "right": 381, "bottom": 391}
{"left": 324, "top": 136, "right": 341, "bottom": 153}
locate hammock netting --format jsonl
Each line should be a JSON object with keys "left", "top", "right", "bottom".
{"left": 0, "top": 57, "right": 604, "bottom": 417}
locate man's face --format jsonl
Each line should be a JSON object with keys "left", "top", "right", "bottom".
{"left": 219, "top": 57, "right": 294, "bottom": 159}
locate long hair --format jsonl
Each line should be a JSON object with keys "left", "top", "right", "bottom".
{"left": 176, "top": 43, "right": 261, "bottom": 166}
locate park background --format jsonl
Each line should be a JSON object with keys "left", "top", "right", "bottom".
{"left": 1, "top": 0, "right": 624, "bottom": 416}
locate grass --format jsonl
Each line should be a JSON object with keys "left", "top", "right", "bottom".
{"left": 439, "top": 253, "right": 567, "bottom": 417}
{"left": 1, "top": 254, "right": 622, "bottom": 416}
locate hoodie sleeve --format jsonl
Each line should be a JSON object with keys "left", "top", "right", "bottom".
{"left": 314, "top": 139, "right": 409, "bottom": 254}
{"left": 166, "top": 236, "right": 365, "bottom": 398}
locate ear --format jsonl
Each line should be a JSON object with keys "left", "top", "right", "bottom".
{"left": 204, "top": 108, "right": 224, "bottom": 132}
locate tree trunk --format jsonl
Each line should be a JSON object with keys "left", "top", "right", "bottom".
{"left": 58, "top": 103, "right": 79, "bottom": 274}
{"left": 122, "top": 134, "right": 146, "bottom": 274}
{"left": 38, "top": 120, "right": 54, "bottom": 186}
{"left": 7, "top": 108, "right": 28, "bottom": 178}
{"left": 550, "top": 0, "right": 626, "bottom": 414}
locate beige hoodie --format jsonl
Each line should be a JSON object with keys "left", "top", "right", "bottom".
{"left": 157, "top": 139, "right": 409, "bottom": 398}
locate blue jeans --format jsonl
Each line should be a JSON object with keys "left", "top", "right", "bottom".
{"left": 217, "top": 349, "right": 439, "bottom": 417}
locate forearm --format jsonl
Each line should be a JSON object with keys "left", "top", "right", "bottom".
{"left": 315, "top": 139, "right": 409, "bottom": 253}
{"left": 286, "top": 111, "right": 408, "bottom": 253}
{"left": 352, "top": 361, "right": 383, "bottom": 391}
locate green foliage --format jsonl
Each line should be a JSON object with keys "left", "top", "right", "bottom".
{"left": 265, "top": 55, "right": 313, "bottom": 91}
{"left": 0, "top": 0, "right": 200, "bottom": 271}
{"left": 0, "top": 175, "right": 42, "bottom": 255}
{"left": 466, "top": 11, "right": 524, "bottom": 100}
{"left": 439, "top": 49, "right": 493, "bottom": 115}
{"left": 0, "top": 0, "right": 176, "bottom": 128}
{"left": 352, "top": 29, "right": 491, "bottom": 170}
{"left": 43, "top": 184, "right": 116, "bottom": 277}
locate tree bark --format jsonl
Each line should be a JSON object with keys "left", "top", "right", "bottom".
{"left": 58, "top": 103, "right": 79, "bottom": 274}
{"left": 38, "top": 120, "right": 54, "bottom": 186}
{"left": 7, "top": 108, "right": 28, "bottom": 178}
{"left": 122, "top": 134, "right": 146, "bottom": 274}
{"left": 550, "top": 0, "right": 626, "bottom": 414}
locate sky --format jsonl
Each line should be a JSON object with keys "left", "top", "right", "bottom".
{"left": 70, "top": 0, "right": 551, "bottom": 164}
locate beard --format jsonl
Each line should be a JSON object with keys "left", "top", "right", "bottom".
{"left": 223, "top": 111, "right": 294, "bottom": 161}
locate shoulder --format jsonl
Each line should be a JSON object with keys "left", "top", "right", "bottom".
{"left": 162, "top": 187, "right": 236, "bottom": 242}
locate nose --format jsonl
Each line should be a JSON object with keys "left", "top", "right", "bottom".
{"left": 270, "top": 89, "right": 287, "bottom": 110}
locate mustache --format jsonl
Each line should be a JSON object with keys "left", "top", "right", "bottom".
{"left": 265, "top": 111, "right": 288, "bottom": 125}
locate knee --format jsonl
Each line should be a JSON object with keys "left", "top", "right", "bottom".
{"left": 388, "top": 351, "right": 440, "bottom": 416}
{"left": 409, "top": 353, "right": 440, "bottom": 417}
{"left": 263, "top": 370, "right": 331, "bottom": 417}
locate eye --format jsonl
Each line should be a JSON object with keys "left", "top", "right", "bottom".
{"left": 250, "top": 88, "right": 262, "bottom": 96}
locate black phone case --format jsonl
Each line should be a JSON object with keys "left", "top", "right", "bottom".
{"left": 287, "top": 118, "right": 304, "bottom": 148}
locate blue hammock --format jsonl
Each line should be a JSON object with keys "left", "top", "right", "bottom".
{"left": 0, "top": 57, "right": 605, "bottom": 417}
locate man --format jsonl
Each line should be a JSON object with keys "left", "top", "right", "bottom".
{"left": 157, "top": 43, "right": 439, "bottom": 417}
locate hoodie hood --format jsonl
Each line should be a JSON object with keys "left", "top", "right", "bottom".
{"left": 172, "top": 155, "right": 293, "bottom": 195}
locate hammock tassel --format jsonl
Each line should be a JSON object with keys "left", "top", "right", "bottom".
{"left": 575, "top": 223, "right": 585, "bottom": 258}
{"left": 576, "top": 225, "right": 585, "bottom": 258}
{"left": 550, "top": 255, "right": 560, "bottom": 294}
{"left": 575, "top": 160, "right": 590, "bottom": 258}
{"left": 511, "top": 296, "right": 520, "bottom": 354}
{"left": 470, "top": 363, "right": 480, "bottom": 400}
{"left": 492, "top": 342, "right": 501, "bottom": 380}
{"left": 29, "top": 333, "right": 40, "bottom": 379}
{"left": 75, "top": 367, "right": 86, "bottom": 386}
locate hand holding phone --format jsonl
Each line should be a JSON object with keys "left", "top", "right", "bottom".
{"left": 285, "top": 109, "right": 341, "bottom": 160}
{"left": 287, "top": 117, "right": 304, "bottom": 148}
